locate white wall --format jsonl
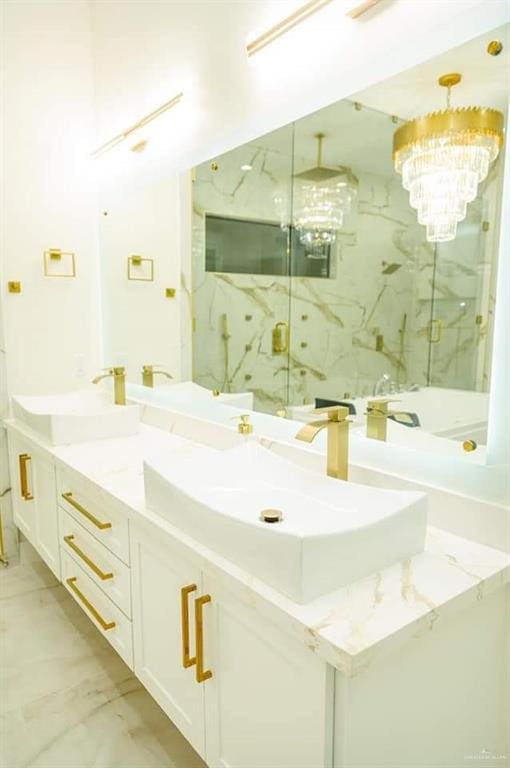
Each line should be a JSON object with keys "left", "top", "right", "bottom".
{"left": 1, "top": 1, "right": 101, "bottom": 396}
{"left": 98, "top": 173, "right": 187, "bottom": 383}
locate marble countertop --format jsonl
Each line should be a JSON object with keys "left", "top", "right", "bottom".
{"left": 5, "top": 418, "right": 510, "bottom": 677}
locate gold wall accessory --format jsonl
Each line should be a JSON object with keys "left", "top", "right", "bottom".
{"left": 18, "top": 454, "right": 34, "bottom": 500}
{"left": 487, "top": 40, "right": 503, "bottom": 56}
{"left": 272, "top": 321, "right": 289, "bottom": 355}
{"left": 142, "top": 364, "right": 173, "bottom": 387}
{"left": 393, "top": 73, "right": 504, "bottom": 243}
{"left": 66, "top": 577, "right": 116, "bottom": 631}
{"left": 7, "top": 281, "right": 21, "bottom": 293}
{"left": 127, "top": 255, "right": 154, "bottom": 282}
{"left": 91, "top": 92, "right": 183, "bottom": 157}
{"left": 165, "top": 287, "right": 176, "bottom": 298}
{"left": 43, "top": 248, "right": 76, "bottom": 278}
{"left": 428, "top": 318, "right": 443, "bottom": 344}
{"left": 246, "top": 0, "right": 334, "bottom": 57}
{"left": 231, "top": 414, "right": 253, "bottom": 435}
{"left": 463, "top": 439, "right": 478, "bottom": 452}
{"left": 295, "top": 405, "right": 350, "bottom": 481}
{"left": 212, "top": 388, "right": 221, "bottom": 397}
{"left": 63, "top": 535, "right": 113, "bottom": 580}
{"left": 194, "top": 594, "right": 212, "bottom": 683}
{"left": 346, "top": 0, "right": 382, "bottom": 18}
{"left": 181, "top": 584, "right": 197, "bottom": 669}
{"left": 62, "top": 492, "right": 112, "bottom": 530}
{"left": 92, "top": 366, "right": 126, "bottom": 405}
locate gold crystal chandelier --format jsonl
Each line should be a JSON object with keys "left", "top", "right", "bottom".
{"left": 393, "top": 73, "right": 504, "bottom": 243}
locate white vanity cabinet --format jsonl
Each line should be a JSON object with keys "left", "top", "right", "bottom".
{"left": 7, "top": 431, "right": 60, "bottom": 578}
{"left": 131, "top": 523, "right": 333, "bottom": 768}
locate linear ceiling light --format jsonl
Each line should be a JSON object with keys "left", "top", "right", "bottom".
{"left": 91, "top": 92, "right": 184, "bottom": 157}
{"left": 246, "top": 0, "right": 335, "bottom": 57}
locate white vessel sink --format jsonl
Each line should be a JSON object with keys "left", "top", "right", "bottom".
{"left": 144, "top": 441, "right": 427, "bottom": 603}
{"left": 11, "top": 391, "right": 139, "bottom": 445}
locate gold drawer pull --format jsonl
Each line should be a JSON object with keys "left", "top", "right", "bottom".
{"left": 62, "top": 492, "right": 112, "bottom": 530}
{"left": 181, "top": 584, "right": 197, "bottom": 669}
{"left": 19, "top": 454, "right": 34, "bottom": 500}
{"left": 64, "top": 535, "right": 113, "bottom": 581}
{"left": 195, "top": 594, "right": 212, "bottom": 683}
{"left": 66, "top": 577, "right": 116, "bottom": 631}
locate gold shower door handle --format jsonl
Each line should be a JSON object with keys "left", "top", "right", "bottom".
{"left": 429, "top": 318, "right": 443, "bottom": 344}
{"left": 272, "top": 321, "right": 289, "bottom": 354}
{"left": 18, "top": 454, "right": 34, "bottom": 500}
{"left": 181, "top": 584, "right": 197, "bottom": 669}
{"left": 195, "top": 594, "right": 213, "bottom": 683}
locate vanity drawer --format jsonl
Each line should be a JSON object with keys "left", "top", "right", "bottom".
{"left": 58, "top": 484, "right": 130, "bottom": 565}
{"left": 61, "top": 549, "right": 133, "bottom": 669}
{"left": 59, "top": 507, "right": 131, "bottom": 618}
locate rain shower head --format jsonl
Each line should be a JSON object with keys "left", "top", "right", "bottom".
{"left": 293, "top": 133, "right": 358, "bottom": 185}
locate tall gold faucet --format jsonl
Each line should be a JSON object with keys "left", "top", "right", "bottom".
{"left": 142, "top": 365, "right": 173, "bottom": 388}
{"left": 92, "top": 367, "right": 126, "bottom": 405}
{"left": 366, "top": 398, "right": 417, "bottom": 441}
{"left": 295, "top": 405, "right": 350, "bottom": 480}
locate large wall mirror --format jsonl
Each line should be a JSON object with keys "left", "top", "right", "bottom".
{"left": 98, "top": 24, "right": 509, "bottom": 470}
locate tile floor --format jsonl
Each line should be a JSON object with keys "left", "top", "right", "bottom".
{"left": 0, "top": 541, "right": 206, "bottom": 768}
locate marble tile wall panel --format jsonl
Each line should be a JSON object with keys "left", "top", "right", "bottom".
{"left": 191, "top": 136, "right": 499, "bottom": 414}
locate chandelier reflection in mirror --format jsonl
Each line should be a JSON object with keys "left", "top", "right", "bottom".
{"left": 275, "top": 133, "right": 357, "bottom": 259}
{"left": 393, "top": 73, "right": 504, "bottom": 243}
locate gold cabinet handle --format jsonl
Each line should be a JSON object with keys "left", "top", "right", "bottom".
{"left": 181, "top": 584, "right": 197, "bottom": 669}
{"left": 18, "top": 454, "right": 34, "bottom": 500}
{"left": 66, "top": 577, "right": 116, "bottom": 631}
{"left": 195, "top": 594, "right": 212, "bottom": 683}
{"left": 62, "top": 492, "right": 112, "bottom": 530}
{"left": 63, "top": 535, "right": 113, "bottom": 581}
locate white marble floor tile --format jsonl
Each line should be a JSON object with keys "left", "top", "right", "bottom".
{"left": 0, "top": 542, "right": 205, "bottom": 768}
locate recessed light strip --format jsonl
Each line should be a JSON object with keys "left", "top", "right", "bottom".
{"left": 246, "top": 0, "right": 335, "bottom": 57}
{"left": 91, "top": 92, "right": 184, "bottom": 157}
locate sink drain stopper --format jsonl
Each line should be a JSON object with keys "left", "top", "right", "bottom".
{"left": 260, "top": 509, "right": 283, "bottom": 524}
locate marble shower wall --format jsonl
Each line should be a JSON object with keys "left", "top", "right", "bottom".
{"left": 191, "top": 113, "right": 499, "bottom": 414}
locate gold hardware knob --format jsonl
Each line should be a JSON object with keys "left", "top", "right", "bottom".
{"left": 195, "top": 594, "right": 212, "bottom": 683}
{"left": 181, "top": 584, "right": 197, "bottom": 669}
{"left": 62, "top": 492, "right": 112, "bottom": 530}
{"left": 8, "top": 281, "right": 21, "bottom": 293}
{"left": 18, "top": 454, "right": 34, "bottom": 500}
{"left": 463, "top": 439, "right": 478, "bottom": 453}
{"left": 487, "top": 40, "right": 503, "bottom": 56}
{"left": 66, "top": 577, "right": 116, "bottom": 631}
{"left": 212, "top": 389, "right": 221, "bottom": 397}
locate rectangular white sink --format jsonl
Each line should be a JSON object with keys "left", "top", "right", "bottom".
{"left": 11, "top": 391, "right": 139, "bottom": 445}
{"left": 144, "top": 441, "right": 427, "bottom": 603}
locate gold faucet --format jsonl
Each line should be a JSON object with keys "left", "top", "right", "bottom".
{"left": 92, "top": 367, "right": 126, "bottom": 405}
{"left": 366, "top": 398, "right": 417, "bottom": 441}
{"left": 295, "top": 405, "right": 350, "bottom": 480}
{"left": 142, "top": 364, "right": 173, "bottom": 388}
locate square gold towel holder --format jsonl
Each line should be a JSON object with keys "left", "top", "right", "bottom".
{"left": 43, "top": 248, "right": 76, "bottom": 278}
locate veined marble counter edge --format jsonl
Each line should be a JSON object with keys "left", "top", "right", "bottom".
{"left": 4, "top": 417, "right": 510, "bottom": 678}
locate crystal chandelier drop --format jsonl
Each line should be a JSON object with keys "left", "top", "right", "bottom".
{"left": 393, "top": 73, "right": 504, "bottom": 243}
{"left": 292, "top": 133, "right": 357, "bottom": 257}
